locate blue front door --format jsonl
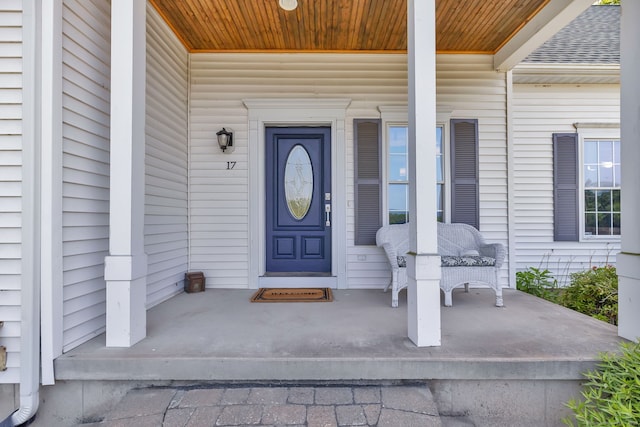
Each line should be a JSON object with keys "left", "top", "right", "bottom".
{"left": 266, "top": 127, "right": 331, "bottom": 273}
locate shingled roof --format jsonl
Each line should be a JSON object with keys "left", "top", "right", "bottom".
{"left": 523, "top": 5, "right": 619, "bottom": 64}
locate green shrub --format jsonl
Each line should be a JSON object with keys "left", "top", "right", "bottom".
{"left": 516, "top": 267, "right": 559, "bottom": 302}
{"left": 564, "top": 340, "right": 640, "bottom": 427}
{"left": 558, "top": 266, "right": 618, "bottom": 325}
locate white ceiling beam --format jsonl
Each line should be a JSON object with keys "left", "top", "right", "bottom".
{"left": 493, "top": 0, "right": 593, "bottom": 72}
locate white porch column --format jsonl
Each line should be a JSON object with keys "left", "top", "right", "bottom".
{"left": 105, "top": 0, "right": 147, "bottom": 347}
{"left": 407, "top": 0, "right": 441, "bottom": 347}
{"left": 618, "top": 1, "right": 640, "bottom": 341}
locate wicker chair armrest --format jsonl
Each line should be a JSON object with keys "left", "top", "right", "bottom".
{"left": 479, "top": 243, "right": 506, "bottom": 268}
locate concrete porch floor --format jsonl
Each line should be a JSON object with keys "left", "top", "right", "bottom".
{"left": 55, "top": 288, "right": 624, "bottom": 382}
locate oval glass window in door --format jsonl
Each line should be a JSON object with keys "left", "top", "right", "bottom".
{"left": 284, "top": 145, "right": 313, "bottom": 220}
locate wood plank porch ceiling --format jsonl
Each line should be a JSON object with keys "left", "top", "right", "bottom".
{"left": 150, "top": 0, "right": 549, "bottom": 53}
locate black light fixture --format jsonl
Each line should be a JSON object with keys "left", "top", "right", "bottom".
{"left": 216, "top": 128, "right": 234, "bottom": 153}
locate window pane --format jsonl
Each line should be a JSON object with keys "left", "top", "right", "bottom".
{"left": 584, "top": 165, "right": 597, "bottom": 187}
{"left": 389, "top": 126, "right": 407, "bottom": 154}
{"left": 284, "top": 145, "right": 313, "bottom": 220}
{"left": 584, "top": 190, "right": 595, "bottom": 211}
{"left": 389, "top": 214, "right": 407, "bottom": 224}
{"left": 585, "top": 213, "right": 596, "bottom": 235}
{"left": 436, "top": 157, "right": 443, "bottom": 182}
{"left": 597, "top": 213, "right": 611, "bottom": 235}
{"left": 386, "top": 124, "right": 445, "bottom": 225}
{"left": 596, "top": 190, "right": 611, "bottom": 212}
{"left": 436, "top": 184, "right": 443, "bottom": 222}
{"left": 436, "top": 126, "right": 443, "bottom": 182}
{"left": 598, "top": 140, "right": 613, "bottom": 163}
{"left": 388, "top": 184, "right": 407, "bottom": 210}
{"left": 582, "top": 139, "right": 620, "bottom": 237}
{"left": 436, "top": 127, "right": 444, "bottom": 220}
{"left": 389, "top": 155, "right": 408, "bottom": 182}
{"left": 388, "top": 183, "right": 408, "bottom": 224}
{"left": 599, "top": 164, "right": 613, "bottom": 187}
{"left": 584, "top": 140, "right": 598, "bottom": 164}
{"left": 613, "top": 213, "right": 621, "bottom": 235}
{"left": 388, "top": 125, "right": 408, "bottom": 224}
{"left": 612, "top": 190, "right": 621, "bottom": 212}
{"left": 389, "top": 211, "right": 408, "bottom": 224}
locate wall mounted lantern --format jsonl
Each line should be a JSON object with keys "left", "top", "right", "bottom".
{"left": 216, "top": 128, "right": 234, "bottom": 153}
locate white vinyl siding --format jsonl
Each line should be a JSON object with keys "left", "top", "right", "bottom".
{"left": 437, "top": 55, "right": 509, "bottom": 287}
{"left": 61, "top": 0, "right": 110, "bottom": 352}
{"left": 189, "top": 53, "right": 409, "bottom": 289}
{"left": 437, "top": 56, "right": 509, "bottom": 241}
{"left": 59, "top": 0, "right": 189, "bottom": 350}
{"left": 145, "top": 4, "right": 189, "bottom": 307}
{"left": 189, "top": 53, "right": 510, "bottom": 289}
{"left": 0, "top": 0, "right": 23, "bottom": 384}
{"left": 513, "top": 84, "right": 620, "bottom": 283}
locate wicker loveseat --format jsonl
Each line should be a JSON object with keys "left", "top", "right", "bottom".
{"left": 376, "top": 222, "right": 506, "bottom": 307}
{"left": 437, "top": 222, "right": 505, "bottom": 307}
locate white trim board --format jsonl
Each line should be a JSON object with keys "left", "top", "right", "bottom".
{"left": 40, "top": 0, "right": 64, "bottom": 386}
{"left": 243, "top": 98, "right": 351, "bottom": 289}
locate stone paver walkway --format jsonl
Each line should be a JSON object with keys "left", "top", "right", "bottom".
{"left": 77, "top": 385, "right": 444, "bottom": 426}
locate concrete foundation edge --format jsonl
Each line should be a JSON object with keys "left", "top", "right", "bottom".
{"left": 2, "top": 379, "right": 584, "bottom": 427}
{"left": 431, "top": 379, "right": 582, "bottom": 427}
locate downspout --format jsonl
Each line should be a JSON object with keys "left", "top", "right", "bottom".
{"left": 3, "top": 271, "right": 40, "bottom": 425}
{"left": 1, "top": 0, "right": 42, "bottom": 425}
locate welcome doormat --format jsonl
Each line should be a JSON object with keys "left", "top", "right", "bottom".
{"left": 250, "top": 288, "right": 333, "bottom": 303}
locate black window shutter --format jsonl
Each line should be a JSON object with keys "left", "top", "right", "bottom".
{"left": 553, "top": 133, "right": 579, "bottom": 241}
{"left": 354, "top": 119, "right": 382, "bottom": 245}
{"left": 451, "top": 119, "right": 479, "bottom": 229}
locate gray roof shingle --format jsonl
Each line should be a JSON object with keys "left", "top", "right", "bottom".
{"left": 523, "top": 5, "right": 619, "bottom": 64}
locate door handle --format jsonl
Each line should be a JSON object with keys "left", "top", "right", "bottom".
{"left": 325, "top": 204, "right": 331, "bottom": 226}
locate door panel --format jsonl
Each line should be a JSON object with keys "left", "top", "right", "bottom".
{"left": 266, "top": 127, "right": 331, "bottom": 273}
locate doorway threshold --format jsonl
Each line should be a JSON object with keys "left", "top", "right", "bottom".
{"left": 263, "top": 272, "right": 332, "bottom": 277}
{"left": 258, "top": 274, "right": 337, "bottom": 288}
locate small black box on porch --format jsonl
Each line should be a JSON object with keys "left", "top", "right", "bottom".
{"left": 184, "top": 272, "right": 205, "bottom": 293}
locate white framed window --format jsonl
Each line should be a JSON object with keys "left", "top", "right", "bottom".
{"left": 382, "top": 120, "right": 447, "bottom": 225}
{"left": 580, "top": 129, "right": 621, "bottom": 239}
{"left": 554, "top": 126, "right": 621, "bottom": 242}
{"left": 436, "top": 125, "right": 445, "bottom": 222}
{"left": 387, "top": 124, "right": 409, "bottom": 224}
{"left": 354, "top": 110, "right": 479, "bottom": 244}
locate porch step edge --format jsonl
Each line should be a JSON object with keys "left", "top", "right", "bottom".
{"left": 54, "top": 356, "right": 598, "bottom": 382}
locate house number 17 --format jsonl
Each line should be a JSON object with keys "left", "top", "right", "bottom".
{"left": 226, "top": 161, "right": 236, "bottom": 170}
